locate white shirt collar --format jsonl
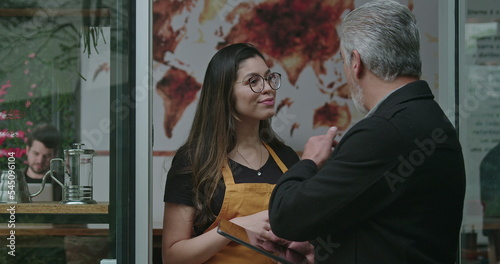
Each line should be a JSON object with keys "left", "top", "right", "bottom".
{"left": 365, "top": 85, "right": 405, "bottom": 117}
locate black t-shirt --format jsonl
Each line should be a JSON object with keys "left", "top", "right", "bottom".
{"left": 163, "top": 144, "right": 299, "bottom": 221}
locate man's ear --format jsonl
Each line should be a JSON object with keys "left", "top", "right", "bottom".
{"left": 26, "top": 145, "right": 30, "bottom": 153}
{"left": 351, "top": 50, "right": 363, "bottom": 79}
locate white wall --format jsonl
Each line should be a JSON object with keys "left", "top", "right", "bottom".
{"left": 80, "top": 27, "right": 111, "bottom": 202}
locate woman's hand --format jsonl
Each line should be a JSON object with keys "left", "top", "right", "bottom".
{"left": 230, "top": 210, "right": 271, "bottom": 238}
{"left": 163, "top": 203, "right": 232, "bottom": 264}
{"left": 229, "top": 211, "right": 315, "bottom": 263}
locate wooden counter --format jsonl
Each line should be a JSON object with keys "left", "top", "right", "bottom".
{"left": 0, "top": 201, "right": 108, "bottom": 214}
{"left": 0, "top": 226, "right": 164, "bottom": 237}
{"left": 0, "top": 224, "right": 109, "bottom": 236}
{"left": 484, "top": 218, "right": 500, "bottom": 230}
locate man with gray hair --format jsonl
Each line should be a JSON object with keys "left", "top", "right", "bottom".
{"left": 269, "top": 1, "right": 466, "bottom": 263}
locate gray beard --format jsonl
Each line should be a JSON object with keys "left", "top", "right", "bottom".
{"left": 351, "top": 84, "right": 368, "bottom": 114}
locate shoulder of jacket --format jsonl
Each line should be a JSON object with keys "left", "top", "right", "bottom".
{"left": 372, "top": 105, "right": 407, "bottom": 120}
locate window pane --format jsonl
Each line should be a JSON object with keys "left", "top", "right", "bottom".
{"left": 0, "top": 0, "right": 132, "bottom": 262}
{"left": 461, "top": 1, "right": 500, "bottom": 263}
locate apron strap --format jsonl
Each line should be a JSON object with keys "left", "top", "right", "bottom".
{"left": 222, "top": 143, "right": 288, "bottom": 185}
{"left": 263, "top": 143, "right": 287, "bottom": 173}
{"left": 222, "top": 162, "right": 235, "bottom": 185}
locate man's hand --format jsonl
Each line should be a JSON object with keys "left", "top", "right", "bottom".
{"left": 301, "top": 126, "right": 338, "bottom": 168}
{"left": 262, "top": 231, "right": 315, "bottom": 264}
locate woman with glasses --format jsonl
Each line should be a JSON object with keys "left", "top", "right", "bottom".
{"left": 162, "top": 43, "right": 310, "bottom": 263}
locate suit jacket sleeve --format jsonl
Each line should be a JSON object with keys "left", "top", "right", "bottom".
{"left": 269, "top": 116, "right": 407, "bottom": 241}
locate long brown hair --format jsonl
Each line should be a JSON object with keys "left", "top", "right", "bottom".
{"left": 175, "top": 43, "right": 285, "bottom": 231}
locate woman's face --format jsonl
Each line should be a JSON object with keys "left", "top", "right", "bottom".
{"left": 233, "top": 56, "right": 277, "bottom": 122}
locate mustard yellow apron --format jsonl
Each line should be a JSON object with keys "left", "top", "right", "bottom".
{"left": 204, "top": 143, "right": 288, "bottom": 264}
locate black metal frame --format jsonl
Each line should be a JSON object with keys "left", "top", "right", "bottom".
{"left": 109, "top": 0, "right": 137, "bottom": 261}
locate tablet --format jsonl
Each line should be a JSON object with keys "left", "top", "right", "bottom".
{"left": 217, "top": 218, "right": 306, "bottom": 264}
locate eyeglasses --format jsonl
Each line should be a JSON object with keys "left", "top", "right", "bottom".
{"left": 236, "top": 72, "right": 281, "bottom": 93}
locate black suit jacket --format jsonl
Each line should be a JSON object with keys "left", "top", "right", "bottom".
{"left": 269, "top": 80, "right": 466, "bottom": 264}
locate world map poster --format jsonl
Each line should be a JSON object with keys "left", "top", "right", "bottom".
{"left": 151, "top": 0, "right": 439, "bottom": 226}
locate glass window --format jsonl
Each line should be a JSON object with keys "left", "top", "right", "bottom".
{"left": 460, "top": 1, "right": 500, "bottom": 263}
{"left": 0, "top": 0, "right": 142, "bottom": 263}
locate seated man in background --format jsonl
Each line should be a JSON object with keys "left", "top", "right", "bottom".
{"left": 24, "top": 123, "right": 62, "bottom": 201}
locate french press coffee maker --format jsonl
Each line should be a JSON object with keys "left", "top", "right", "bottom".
{"left": 48, "top": 143, "right": 96, "bottom": 204}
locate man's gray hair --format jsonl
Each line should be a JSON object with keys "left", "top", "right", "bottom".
{"left": 340, "top": 0, "right": 422, "bottom": 81}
